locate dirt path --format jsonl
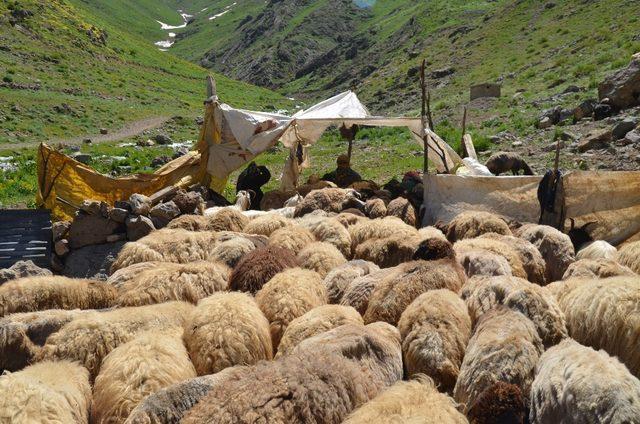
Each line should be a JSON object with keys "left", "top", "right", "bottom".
{"left": 7, "top": 116, "right": 172, "bottom": 150}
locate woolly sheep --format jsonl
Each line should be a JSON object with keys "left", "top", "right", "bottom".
{"left": 398, "top": 289, "right": 471, "bottom": 392}
{"left": 0, "top": 276, "right": 116, "bottom": 317}
{"left": 91, "top": 331, "right": 197, "bottom": 424}
{"left": 112, "top": 261, "right": 229, "bottom": 306}
{"left": 479, "top": 233, "right": 546, "bottom": 285}
{"left": 297, "top": 216, "right": 352, "bottom": 257}
{"left": 243, "top": 213, "right": 292, "bottom": 236}
{"left": 457, "top": 249, "right": 513, "bottom": 278}
{"left": 183, "top": 292, "right": 272, "bottom": 375}
{"left": 417, "top": 225, "right": 447, "bottom": 241}
{"left": 454, "top": 237, "right": 527, "bottom": 279}
{"left": 293, "top": 187, "right": 361, "bottom": 217}
{"left": 617, "top": 240, "right": 640, "bottom": 274}
{"left": 466, "top": 382, "right": 526, "bottom": 424}
{"left": 340, "top": 267, "right": 402, "bottom": 315}
{"left": 0, "top": 360, "right": 90, "bottom": 424}
{"left": 516, "top": 223, "right": 575, "bottom": 282}
{"left": 412, "top": 237, "right": 456, "bottom": 261}
{"left": 324, "top": 260, "right": 380, "bottom": 304}
{"left": 255, "top": 268, "right": 327, "bottom": 348}
{"left": 268, "top": 224, "right": 316, "bottom": 252}
{"left": 453, "top": 307, "right": 544, "bottom": 412}
{"left": 211, "top": 237, "right": 256, "bottom": 268}
{"left": 335, "top": 211, "right": 367, "bottom": 228}
{"left": 446, "top": 211, "right": 512, "bottom": 242}
{"left": 182, "top": 323, "right": 402, "bottom": 424}
{"left": 385, "top": 197, "right": 417, "bottom": 227}
{"left": 363, "top": 259, "right": 466, "bottom": 325}
{"left": 297, "top": 241, "right": 347, "bottom": 277}
{"left": 38, "top": 301, "right": 192, "bottom": 380}
{"left": 576, "top": 239, "right": 617, "bottom": 260}
{"left": 349, "top": 216, "right": 417, "bottom": 253}
{"left": 229, "top": 245, "right": 298, "bottom": 293}
{"left": 530, "top": 339, "right": 640, "bottom": 423}
{"left": 562, "top": 258, "right": 636, "bottom": 280}
{"left": 354, "top": 233, "right": 422, "bottom": 268}
{"left": 165, "top": 214, "right": 207, "bottom": 231}
{"left": 276, "top": 304, "right": 364, "bottom": 358}
{"left": 364, "top": 198, "right": 386, "bottom": 218}
{"left": 343, "top": 376, "right": 468, "bottom": 424}
{"left": 551, "top": 276, "right": 640, "bottom": 376}
{"left": 107, "top": 262, "right": 158, "bottom": 288}
{"left": 110, "top": 229, "right": 219, "bottom": 272}
{"left": 203, "top": 208, "right": 248, "bottom": 232}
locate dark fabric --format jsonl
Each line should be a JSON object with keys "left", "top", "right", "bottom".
{"left": 236, "top": 162, "right": 271, "bottom": 210}
{"left": 322, "top": 168, "right": 362, "bottom": 188}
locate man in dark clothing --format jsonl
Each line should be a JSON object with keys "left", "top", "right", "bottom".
{"left": 322, "top": 154, "right": 362, "bottom": 188}
{"left": 236, "top": 162, "right": 271, "bottom": 210}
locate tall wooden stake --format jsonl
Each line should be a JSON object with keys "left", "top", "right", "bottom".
{"left": 461, "top": 106, "right": 468, "bottom": 157}
{"left": 206, "top": 75, "right": 217, "bottom": 101}
{"left": 420, "top": 59, "right": 428, "bottom": 174}
{"left": 426, "top": 91, "right": 434, "bottom": 131}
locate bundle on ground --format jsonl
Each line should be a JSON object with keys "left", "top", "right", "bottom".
{"left": 340, "top": 267, "right": 402, "bottom": 315}
{"left": 255, "top": 268, "right": 328, "bottom": 348}
{"left": 297, "top": 241, "right": 347, "bottom": 277}
{"left": 363, "top": 259, "right": 466, "bottom": 325}
{"left": 276, "top": 304, "right": 363, "bottom": 357}
{"left": 466, "top": 382, "right": 526, "bottom": 424}
{"left": 516, "top": 223, "right": 575, "bottom": 282}
{"left": 576, "top": 239, "right": 617, "bottom": 260}
{"left": 454, "top": 238, "right": 527, "bottom": 279}
{"left": 91, "top": 331, "right": 196, "bottom": 424}
{"left": 113, "top": 261, "right": 229, "bottom": 306}
{"left": 343, "top": 376, "right": 468, "bottom": 424}
{"left": 268, "top": 225, "right": 316, "bottom": 251}
{"left": 183, "top": 292, "right": 272, "bottom": 375}
{"left": 397, "top": 289, "right": 471, "bottom": 392}
{"left": 453, "top": 307, "right": 543, "bottom": 412}
{"left": 385, "top": 197, "right": 417, "bottom": 227}
{"left": 244, "top": 213, "right": 292, "bottom": 236}
{"left": 228, "top": 245, "right": 298, "bottom": 293}
{"left": 446, "top": 211, "right": 512, "bottom": 242}
{"left": 324, "top": 260, "right": 380, "bottom": 304}
{"left": 562, "top": 258, "right": 636, "bottom": 280}
{"left": 529, "top": 339, "right": 640, "bottom": 423}
{"left": 616, "top": 240, "right": 640, "bottom": 274}
{"left": 0, "top": 276, "right": 116, "bottom": 317}
{"left": 479, "top": 233, "right": 546, "bottom": 285}
{"left": 0, "top": 360, "right": 90, "bottom": 424}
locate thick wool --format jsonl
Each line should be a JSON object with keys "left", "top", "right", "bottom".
{"left": 183, "top": 292, "right": 272, "bottom": 375}
{"left": 479, "top": 233, "right": 547, "bottom": 285}
{"left": 398, "top": 289, "right": 471, "bottom": 392}
{"left": 276, "top": 304, "right": 364, "bottom": 358}
{"left": 204, "top": 208, "right": 248, "bottom": 232}
{"left": 229, "top": 245, "right": 298, "bottom": 293}
{"left": 297, "top": 241, "right": 347, "bottom": 278}
{"left": 417, "top": 226, "right": 447, "bottom": 241}
{"left": 183, "top": 324, "right": 402, "bottom": 424}
{"left": 364, "top": 198, "right": 387, "bottom": 219}
{"left": 466, "top": 382, "right": 526, "bottom": 424}
{"left": 446, "top": 211, "right": 512, "bottom": 242}
{"left": 297, "top": 216, "right": 352, "bottom": 258}
{"left": 335, "top": 211, "right": 367, "bottom": 228}
{"left": 113, "top": 261, "right": 230, "bottom": 307}
{"left": 38, "top": 301, "right": 193, "bottom": 380}
{"left": 385, "top": 197, "right": 417, "bottom": 227}
{"left": 91, "top": 331, "right": 197, "bottom": 424}
{"left": 454, "top": 237, "right": 527, "bottom": 279}
{"left": 268, "top": 225, "right": 316, "bottom": 252}
{"left": 412, "top": 237, "right": 456, "bottom": 261}
{"left": 343, "top": 376, "right": 468, "bottom": 424}
{"left": 0, "top": 360, "right": 90, "bottom": 424}
{"left": 0, "top": 276, "right": 116, "bottom": 317}
{"left": 363, "top": 259, "right": 466, "bottom": 325}
{"left": 324, "top": 260, "right": 380, "bottom": 304}
{"left": 349, "top": 216, "right": 417, "bottom": 253}
{"left": 215, "top": 231, "right": 269, "bottom": 249}
{"left": 244, "top": 213, "right": 292, "bottom": 236}
{"left": 516, "top": 223, "right": 575, "bottom": 283}
{"left": 457, "top": 249, "right": 513, "bottom": 278}
{"left": 340, "top": 267, "right": 403, "bottom": 315}
{"left": 166, "top": 214, "right": 207, "bottom": 231}
{"left": 453, "top": 307, "right": 544, "bottom": 412}
{"left": 530, "top": 339, "right": 640, "bottom": 423}
{"left": 562, "top": 258, "right": 636, "bottom": 280}
{"left": 255, "top": 268, "right": 328, "bottom": 348}
{"left": 111, "top": 229, "right": 219, "bottom": 272}
{"left": 551, "top": 276, "right": 640, "bottom": 376}
{"left": 354, "top": 233, "right": 422, "bottom": 268}
{"left": 211, "top": 237, "right": 256, "bottom": 268}
{"left": 617, "top": 240, "right": 640, "bottom": 274}
{"left": 576, "top": 239, "right": 618, "bottom": 260}
{"left": 294, "top": 188, "right": 358, "bottom": 217}
{"left": 107, "top": 262, "right": 158, "bottom": 289}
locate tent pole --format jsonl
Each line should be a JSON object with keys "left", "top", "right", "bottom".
{"left": 460, "top": 106, "right": 468, "bottom": 158}
{"left": 206, "top": 75, "right": 217, "bottom": 102}
{"left": 420, "top": 59, "right": 428, "bottom": 174}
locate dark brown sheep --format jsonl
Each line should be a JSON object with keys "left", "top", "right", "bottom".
{"left": 466, "top": 382, "right": 526, "bottom": 424}
{"left": 229, "top": 245, "right": 298, "bottom": 294}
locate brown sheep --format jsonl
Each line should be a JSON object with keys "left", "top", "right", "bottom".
{"left": 363, "top": 259, "right": 466, "bottom": 325}
{"left": 297, "top": 241, "right": 347, "bottom": 278}
{"left": 454, "top": 237, "right": 527, "bottom": 279}
{"left": 446, "top": 210, "right": 512, "bottom": 242}
{"left": 91, "top": 331, "right": 197, "bottom": 424}
{"left": 324, "top": 260, "right": 380, "bottom": 304}
{"left": 255, "top": 268, "right": 328, "bottom": 349}
{"left": 244, "top": 213, "right": 292, "bottom": 236}
{"left": 183, "top": 292, "right": 272, "bottom": 375}
{"left": 466, "top": 382, "right": 526, "bottom": 424}
{"left": 485, "top": 151, "right": 534, "bottom": 175}
{"left": 0, "top": 276, "right": 116, "bottom": 317}
{"left": 229, "top": 245, "right": 298, "bottom": 293}
{"left": 417, "top": 226, "right": 447, "bottom": 241}
{"left": 166, "top": 214, "right": 207, "bottom": 231}
{"left": 516, "top": 223, "right": 575, "bottom": 283}
{"left": 457, "top": 249, "right": 513, "bottom": 278}
{"left": 297, "top": 216, "right": 352, "bottom": 258}
{"left": 616, "top": 240, "right": 640, "bottom": 274}
{"left": 364, "top": 198, "right": 387, "bottom": 219}
{"left": 354, "top": 233, "right": 422, "bottom": 268}
{"left": 349, "top": 216, "right": 417, "bottom": 253}
{"left": 335, "top": 211, "right": 367, "bottom": 228}
{"left": 204, "top": 208, "right": 248, "bottom": 232}
{"left": 294, "top": 188, "right": 362, "bottom": 217}
{"left": 269, "top": 225, "right": 316, "bottom": 251}
{"left": 385, "top": 197, "right": 417, "bottom": 227}
{"left": 562, "top": 258, "right": 636, "bottom": 280}
{"left": 412, "top": 237, "right": 456, "bottom": 261}
{"left": 479, "top": 233, "right": 547, "bottom": 285}
{"left": 398, "top": 289, "right": 472, "bottom": 392}
{"left": 340, "top": 267, "right": 402, "bottom": 315}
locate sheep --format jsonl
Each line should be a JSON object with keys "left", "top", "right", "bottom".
{"left": 398, "top": 289, "right": 471, "bottom": 392}
{"left": 255, "top": 268, "right": 328, "bottom": 349}
{"left": 454, "top": 237, "right": 528, "bottom": 279}
{"left": 0, "top": 276, "right": 116, "bottom": 317}
{"left": 182, "top": 323, "right": 402, "bottom": 424}
{"left": 453, "top": 307, "right": 544, "bottom": 413}
{"left": 349, "top": 216, "right": 417, "bottom": 253}
{"left": 417, "top": 225, "right": 447, "bottom": 240}
{"left": 297, "top": 216, "right": 352, "bottom": 258}
{"left": 202, "top": 190, "right": 251, "bottom": 215}
{"left": 210, "top": 237, "right": 256, "bottom": 268}
{"left": 617, "top": 240, "right": 640, "bottom": 274}
{"left": 385, "top": 197, "right": 417, "bottom": 227}
{"left": 551, "top": 275, "right": 640, "bottom": 376}
{"left": 446, "top": 210, "right": 512, "bottom": 242}
{"left": 268, "top": 224, "right": 316, "bottom": 252}
{"left": 110, "top": 229, "right": 219, "bottom": 272}
{"left": 38, "top": 301, "right": 193, "bottom": 380}
{"left": 485, "top": 151, "right": 534, "bottom": 175}
{"left": 363, "top": 258, "right": 466, "bottom": 325}
{"left": 530, "top": 339, "right": 640, "bottom": 423}
{"left": 516, "top": 223, "right": 575, "bottom": 282}
{"left": 0, "top": 360, "right": 91, "bottom": 424}
{"left": 479, "top": 233, "right": 547, "bottom": 285}
{"left": 466, "top": 382, "right": 526, "bottom": 424}
{"left": 343, "top": 376, "right": 468, "bottom": 424}
{"left": 203, "top": 207, "right": 249, "bottom": 232}
{"left": 324, "top": 260, "right": 380, "bottom": 304}
{"left": 364, "top": 198, "right": 386, "bottom": 218}
{"left": 243, "top": 213, "right": 292, "bottom": 236}
{"left": 276, "top": 304, "right": 364, "bottom": 358}
{"left": 91, "top": 331, "right": 197, "bottom": 424}
{"left": 354, "top": 233, "right": 423, "bottom": 268}
{"left": 340, "top": 267, "right": 402, "bottom": 315}
{"left": 576, "top": 239, "right": 618, "bottom": 260}
{"left": 297, "top": 241, "right": 347, "bottom": 278}
{"left": 112, "top": 261, "right": 229, "bottom": 307}
{"left": 457, "top": 249, "right": 513, "bottom": 278}
{"left": 243, "top": 193, "right": 303, "bottom": 219}
{"left": 294, "top": 187, "right": 363, "bottom": 217}
{"left": 107, "top": 262, "right": 158, "bottom": 288}
{"left": 229, "top": 245, "right": 298, "bottom": 293}
{"left": 562, "top": 258, "right": 636, "bottom": 280}
{"left": 412, "top": 237, "right": 456, "bottom": 261}
{"left": 165, "top": 214, "right": 207, "bottom": 231}
{"left": 335, "top": 211, "right": 367, "bottom": 228}
{"left": 182, "top": 292, "right": 272, "bottom": 375}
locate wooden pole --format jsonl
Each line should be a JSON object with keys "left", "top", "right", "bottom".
{"left": 420, "top": 59, "right": 428, "bottom": 174}
{"left": 426, "top": 91, "right": 434, "bottom": 130}
{"left": 461, "top": 106, "right": 468, "bottom": 157}
{"left": 206, "top": 75, "right": 217, "bottom": 101}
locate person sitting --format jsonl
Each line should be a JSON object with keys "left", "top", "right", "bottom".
{"left": 322, "top": 154, "right": 362, "bottom": 188}
{"left": 236, "top": 162, "right": 271, "bottom": 210}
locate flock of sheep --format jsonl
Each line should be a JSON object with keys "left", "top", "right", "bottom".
{"left": 1, "top": 186, "right": 639, "bottom": 423}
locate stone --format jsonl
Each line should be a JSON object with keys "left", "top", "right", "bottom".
{"left": 114, "top": 200, "right": 132, "bottom": 211}
{"left": 149, "top": 201, "right": 180, "bottom": 228}
{"left": 612, "top": 118, "right": 639, "bottom": 140}
{"left": 100, "top": 128, "right": 108, "bottom": 134}
{"left": 52, "top": 220, "right": 71, "bottom": 241}
{"left": 543, "top": 140, "right": 566, "bottom": 152}
{"left": 50, "top": 255, "right": 65, "bottom": 273}
{"left": 172, "top": 189, "right": 203, "bottom": 214}
{"left": 126, "top": 215, "right": 155, "bottom": 241}
{"left": 137, "top": 139, "right": 155, "bottom": 147}
{"left": 431, "top": 67, "right": 455, "bottom": 78}
{"left": 83, "top": 138, "right": 92, "bottom": 144}
{"left": 540, "top": 106, "right": 562, "bottom": 124}
{"left": 512, "top": 141, "right": 523, "bottom": 147}
{"left": 72, "top": 153, "right": 92, "bottom": 164}
{"left": 560, "top": 130, "right": 578, "bottom": 141}
{"left": 558, "top": 108, "right": 575, "bottom": 124}
{"left": 79, "top": 199, "right": 102, "bottom": 215}
{"left": 99, "top": 201, "right": 111, "bottom": 218}
{"left": 154, "top": 133, "right": 173, "bottom": 145}
{"left": 151, "top": 155, "right": 171, "bottom": 167}
{"left": 470, "top": 82, "right": 501, "bottom": 100}
{"left": 538, "top": 117, "right": 552, "bottom": 129}
{"left": 54, "top": 239, "right": 70, "bottom": 257}
{"left": 598, "top": 52, "right": 640, "bottom": 110}
{"left": 172, "top": 146, "right": 189, "bottom": 158}
{"left": 106, "top": 233, "right": 127, "bottom": 243}
{"left": 63, "top": 242, "right": 126, "bottom": 280}
{"left": 594, "top": 103, "right": 613, "bottom": 121}
{"left": 0, "top": 260, "right": 52, "bottom": 285}
{"left": 68, "top": 214, "right": 121, "bottom": 249}
{"left": 623, "top": 129, "right": 640, "bottom": 145}
{"left": 573, "top": 99, "right": 596, "bottom": 120}
{"left": 577, "top": 129, "right": 612, "bottom": 153}
{"left": 108, "top": 207, "right": 129, "bottom": 224}
{"left": 562, "top": 85, "right": 581, "bottom": 94}
{"left": 129, "top": 193, "right": 151, "bottom": 215}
